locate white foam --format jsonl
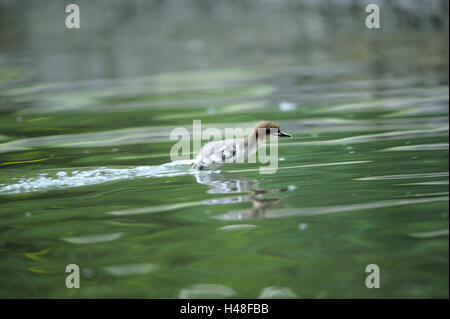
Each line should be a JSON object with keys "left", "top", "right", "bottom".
{"left": 0, "top": 161, "right": 193, "bottom": 195}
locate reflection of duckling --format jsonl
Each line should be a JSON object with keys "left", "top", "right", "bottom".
{"left": 214, "top": 197, "right": 281, "bottom": 220}
{"left": 193, "top": 170, "right": 295, "bottom": 219}
{"left": 193, "top": 121, "right": 291, "bottom": 171}
{"left": 249, "top": 197, "right": 281, "bottom": 218}
{"left": 194, "top": 171, "right": 259, "bottom": 194}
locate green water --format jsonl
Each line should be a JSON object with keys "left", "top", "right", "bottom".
{"left": 0, "top": 1, "right": 449, "bottom": 299}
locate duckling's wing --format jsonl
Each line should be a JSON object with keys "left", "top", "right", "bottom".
{"left": 193, "top": 140, "right": 241, "bottom": 170}
{"left": 213, "top": 140, "right": 238, "bottom": 163}
{"left": 192, "top": 141, "right": 225, "bottom": 170}
{"left": 199, "top": 140, "right": 235, "bottom": 164}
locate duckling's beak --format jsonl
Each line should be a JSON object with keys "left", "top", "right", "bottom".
{"left": 278, "top": 131, "right": 292, "bottom": 137}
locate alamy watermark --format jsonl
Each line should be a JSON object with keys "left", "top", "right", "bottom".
{"left": 65, "top": 4, "right": 80, "bottom": 29}
{"left": 64, "top": 3, "right": 380, "bottom": 30}
{"left": 365, "top": 264, "right": 380, "bottom": 288}
{"left": 365, "top": 4, "right": 381, "bottom": 29}
{"left": 65, "top": 264, "right": 80, "bottom": 288}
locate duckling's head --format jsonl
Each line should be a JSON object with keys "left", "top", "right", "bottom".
{"left": 253, "top": 121, "right": 292, "bottom": 140}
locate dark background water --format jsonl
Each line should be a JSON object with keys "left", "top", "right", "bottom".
{"left": 0, "top": 0, "right": 448, "bottom": 298}
{"left": 1, "top": 0, "right": 448, "bottom": 81}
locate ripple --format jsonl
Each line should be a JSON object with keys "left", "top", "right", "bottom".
{"left": 178, "top": 284, "right": 237, "bottom": 299}
{"left": 203, "top": 196, "right": 250, "bottom": 205}
{"left": 408, "top": 229, "right": 449, "bottom": 238}
{"left": 355, "top": 172, "right": 448, "bottom": 181}
{"left": 104, "top": 263, "right": 157, "bottom": 276}
{"left": 215, "top": 196, "right": 449, "bottom": 220}
{"left": 108, "top": 201, "right": 201, "bottom": 216}
{"left": 61, "top": 232, "right": 123, "bottom": 244}
{"left": 381, "top": 143, "right": 449, "bottom": 151}
{"left": 292, "top": 127, "right": 449, "bottom": 146}
{"left": 315, "top": 94, "right": 448, "bottom": 113}
{"left": 0, "top": 127, "right": 172, "bottom": 152}
{"left": 229, "top": 160, "right": 372, "bottom": 173}
{"left": 258, "top": 286, "right": 297, "bottom": 299}
{"left": 218, "top": 224, "right": 258, "bottom": 231}
{"left": 400, "top": 181, "right": 449, "bottom": 186}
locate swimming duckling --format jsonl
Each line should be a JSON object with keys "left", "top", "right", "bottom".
{"left": 192, "top": 121, "right": 291, "bottom": 171}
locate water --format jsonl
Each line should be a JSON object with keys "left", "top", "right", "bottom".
{"left": 0, "top": 0, "right": 448, "bottom": 298}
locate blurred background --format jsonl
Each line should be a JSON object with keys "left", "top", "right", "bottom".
{"left": 0, "top": 0, "right": 448, "bottom": 298}
{"left": 0, "top": 0, "right": 448, "bottom": 81}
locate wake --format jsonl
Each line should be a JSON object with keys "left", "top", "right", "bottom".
{"left": 0, "top": 160, "right": 194, "bottom": 195}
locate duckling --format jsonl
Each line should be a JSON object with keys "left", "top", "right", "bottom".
{"left": 192, "top": 121, "right": 291, "bottom": 171}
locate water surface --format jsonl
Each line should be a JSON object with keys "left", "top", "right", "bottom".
{"left": 0, "top": 0, "right": 448, "bottom": 298}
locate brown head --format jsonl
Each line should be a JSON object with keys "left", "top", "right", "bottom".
{"left": 253, "top": 121, "right": 292, "bottom": 140}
